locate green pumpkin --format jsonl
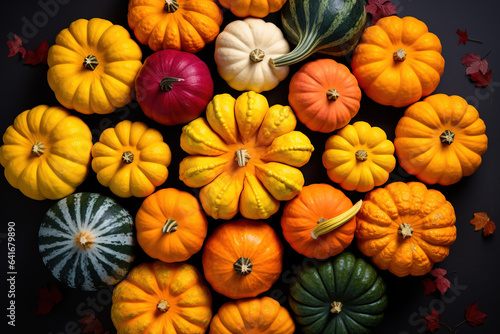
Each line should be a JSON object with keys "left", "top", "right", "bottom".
{"left": 38, "top": 193, "right": 136, "bottom": 291}
{"left": 289, "top": 252, "right": 387, "bottom": 334}
{"left": 271, "top": 0, "right": 366, "bottom": 67}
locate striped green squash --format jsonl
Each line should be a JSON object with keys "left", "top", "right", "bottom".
{"left": 271, "top": 0, "right": 366, "bottom": 67}
{"left": 38, "top": 193, "right": 136, "bottom": 291}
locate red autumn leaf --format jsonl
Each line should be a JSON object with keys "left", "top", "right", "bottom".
{"left": 78, "top": 313, "right": 104, "bottom": 334}
{"left": 470, "top": 69, "right": 493, "bottom": 87}
{"left": 6, "top": 34, "right": 26, "bottom": 58}
{"left": 422, "top": 278, "right": 436, "bottom": 295}
{"left": 456, "top": 29, "right": 468, "bottom": 45}
{"left": 470, "top": 212, "right": 496, "bottom": 235}
{"left": 465, "top": 302, "right": 487, "bottom": 327}
{"left": 435, "top": 276, "right": 451, "bottom": 294}
{"left": 24, "top": 39, "right": 49, "bottom": 66}
{"left": 366, "top": 0, "right": 397, "bottom": 24}
{"left": 429, "top": 268, "right": 446, "bottom": 278}
{"left": 36, "top": 284, "right": 64, "bottom": 315}
{"left": 422, "top": 309, "right": 440, "bottom": 332}
{"left": 427, "top": 268, "right": 450, "bottom": 294}
{"left": 461, "top": 53, "right": 488, "bottom": 75}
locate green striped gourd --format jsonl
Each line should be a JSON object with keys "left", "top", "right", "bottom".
{"left": 38, "top": 193, "right": 136, "bottom": 291}
{"left": 271, "top": 0, "right": 366, "bottom": 67}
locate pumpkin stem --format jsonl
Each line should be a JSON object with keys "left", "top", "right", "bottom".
{"left": 393, "top": 49, "right": 407, "bottom": 62}
{"left": 311, "top": 200, "right": 362, "bottom": 239}
{"left": 355, "top": 150, "right": 368, "bottom": 161}
{"left": 249, "top": 49, "right": 265, "bottom": 63}
{"left": 235, "top": 149, "right": 251, "bottom": 167}
{"left": 330, "top": 301, "right": 343, "bottom": 314}
{"left": 233, "top": 257, "right": 253, "bottom": 275}
{"left": 121, "top": 151, "right": 134, "bottom": 164}
{"left": 162, "top": 219, "right": 178, "bottom": 233}
{"left": 31, "top": 142, "right": 46, "bottom": 157}
{"left": 160, "top": 77, "right": 184, "bottom": 92}
{"left": 440, "top": 130, "right": 455, "bottom": 145}
{"left": 164, "top": 0, "right": 179, "bottom": 12}
{"left": 398, "top": 222, "right": 414, "bottom": 239}
{"left": 83, "top": 55, "right": 99, "bottom": 70}
{"left": 75, "top": 231, "right": 94, "bottom": 250}
{"left": 327, "top": 89, "right": 340, "bottom": 101}
{"left": 157, "top": 299, "right": 170, "bottom": 313}
{"left": 270, "top": 32, "right": 320, "bottom": 67}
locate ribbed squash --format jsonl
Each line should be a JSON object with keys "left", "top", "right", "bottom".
{"left": 218, "top": 0, "right": 287, "bottom": 18}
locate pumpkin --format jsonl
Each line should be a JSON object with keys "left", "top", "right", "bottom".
{"left": 322, "top": 121, "right": 396, "bottom": 192}
{"left": 47, "top": 18, "right": 142, "bottom": 115}
{"left": 214, "top": 18, "right": 290, "bottom": 93}
{"left": 0, "top": 105, "right": 92, "bottom": 200}
{"left": 92, "top": 120, "right": 171, "bottom": 198}
{"left": 210, "top": 297, "right": 295, "bottom": 334}
{"left": 38, "top": 193, "right": 135, "bottom": 291}
{"left": 202, "top": 219, "right": 283, "bottom": 299}
{"left": 179, "top": 91, "right": 314, "bottom": 220}
{"left": 218, "top": 0, "right": 287, "bottom": 18}
{"left": 288, "top": 58, "right": 361, "bottom": 133}
{"left": 111, "top": 261, "right": 212, "bottom": 334}
{"left": 394, "top": 94, "right": 487, "bottom": 185}
{"left": 135, "top": 188, "right": 207, "bottom": 263}
{"left": 271, "top": 0, "right": 366, "bottom": 66}
{"left": 356, "top": 182, "right": 457, "bottom": 277}
{"left": 127, "top": 0, "right": 223, "bottom": 53}
{"left": 351, "top": 16, "right": 445, "bottom": 108}
{"left": 289, "top": 252, "right": 388, "bottom": 334}
{"left": 281, "top": 183, "right": 361, "bottom": 259}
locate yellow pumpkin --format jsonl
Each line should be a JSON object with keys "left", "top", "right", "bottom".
{"left": 0, "top": 105, "right": 92, "bottom": 200}
{"left": 218, "top": 0, "right": 287, "bottom": 18}
{"left": 92, "top": 120, "right": 171, "bottom": 198}
{"left": 47, "top": 18, "right": 142, "bottom": 115}
{"left": 179, "top": 91, "right": 314, "bottom": 220}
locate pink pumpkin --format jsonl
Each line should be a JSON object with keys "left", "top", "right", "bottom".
{"left": 135, "top": 49, "right": 214, "bottom": 126}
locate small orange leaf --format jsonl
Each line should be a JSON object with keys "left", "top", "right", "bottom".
{"left": 470, "top": 212, "right": 495, "bottom": 236}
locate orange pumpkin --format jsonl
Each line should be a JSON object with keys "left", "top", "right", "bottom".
{"left": 288, "top": 58, "right": 361, "bottom": 133}
{"left": 127, "top": 0, "right": 223, "bottom": 53}
{"left": 218, "top": 0, "right": 287, "bottom": 18}
{"left": 355, "top": 182, "right": 457, "bottom": 277}
{"left": 135, "top": 188, "right": 207, "bottom": 263}
{"left": 281, "top": 183, "right": 360, "bottom": 259}
{"left": 202, "top": 219, "right": 283, "bottom": 299}
{"left": 210, "top": 297, "right": 295, "bottom": 334}
{"left": 351, "top": 16, "right": 445, "bottom": 108}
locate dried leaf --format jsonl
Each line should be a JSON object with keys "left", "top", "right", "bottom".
{"left": 36, "top": 284, "right": 63, "bottom": 315}
{"left": 456, "top": 29, "right": 468, "bottom": 45}
{"left": 6, "top": 34, "right": 26, "bottom": 58}
{"left": 461, "top": 53, "right": 488, "bottom": 75}
{"left": 470, "top": 69, "right": 493, "bottom": 87}
{"left": 465, "top": 302, "right": 487, "bottom": 327}
{"left": 470, "top": 212, "right": 496, "bottom": 235}
{"left": 422, "top": 309, "right": 440, "bottom": 332}
{"left": 78, "top": 313, "right": 104, "bottom": 334}
{"left": 422, "top": 278, "right": 436, "bottom": 295}
{"left": 366, "top": 0, "right": 397, "bottom": 24}
{"left": 24, "top": 39, "right": 49, "bottom": 65}
{"left": 435, "top": 276, "right": 451, "bottom": 294}
{"left": 429, "top": 268, "right": 446, "bottom": 278}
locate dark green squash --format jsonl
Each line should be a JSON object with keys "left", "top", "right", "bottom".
{"left": 271, "top": 0, "right": 366, "bottom": 67}
{"left": 289, "top": 252, "right": 387, "bottom": 333}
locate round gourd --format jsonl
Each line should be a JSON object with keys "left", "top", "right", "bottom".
{"left": 47, "top": 18, "right": 142, "bottom": 114}
{"left": 288, "top": 59, "right": 361, "bottom": 133}
{"left": 289, "top": 252, "right": 388, "bottom": 334}
{"left": 135, "top": 188, "right": 207, "bottom": 263}
{"left": 210, "top": 297, "right": 295, "bottom": 334}
{"left": 202, "top": 219, "right": 283, "bottom": 299}
{"left": 322, "top": 121, "right": 396, "bottom": 192}
{"left": 356, "top": 182, "right": 457, "bottom": 277}
{"left": 0, "top": 105, "right": 92, "bottom": 200}
{"left": 91, "top": 120, "right": 172, "bottom": 198}
{"left": 127, "top": 0, "right": 223, "bottom": 53}
{"left": 38, "top": 193, "right": 135, "bottom": 291}
{"left": 281, "top": 184, "right": 360, "bottom": 259}
{"left": 214, "top": 18, "right": 290, "bottom": 93}
{"left": 111, "top": 261, "right": 212, "bottom": 334}
{"left": 218, "top": 0, "right": 287, "bottom": 18}
{"left": 394, "top": 94, "right": 487, "bottom": 185}
{"left": 179, "top": 91, "right": 314, "bottom": 220}
{"left": 351, "top": 16, "right": 445, "bottom": 108}
{"left": 135, "top": 49, "right": 214, "bottom": 126}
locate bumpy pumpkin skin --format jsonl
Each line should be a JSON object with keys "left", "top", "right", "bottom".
{"left": 351, "top": 16, "right": 445, "bottom": 108}
{"left": 322, "top": 121, "right": 396, "bottom": 192}
{"left": 179, "top": 91, "right": 314, "bottom": 220}
{"left": 92, "top": 120, "right": 171, "bottom": 198}
{"left": 111, "top": 261, "right": 212, "bottom": 334}
{"left": 289, "top": 58, "right": 361, "bottom": 133}
{"left": 127, "top": 0, "right": 223, "bottom": 53}
{"left": 0, "top": 105, "right": 92, "bottom": 200}
{"left": 47, "top": 18, "right": 142, "bottom": 114}
{"left": 219, "top": 0, "right": 287, "bottom": 18}
{"left": 395, "top": 94, "right": 487, "bottom": 185}
{"left": 210, "top": 297, "right": 295, "bottom": 334}
{"left": 135, "top": 188, "right": 207, "bottom": 263}
{"left": 356, "top": 182, "right": 457, "bottom": 277}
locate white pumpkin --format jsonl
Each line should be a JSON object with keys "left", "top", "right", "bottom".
{"left": 214, "top": 18, "right": 290, "bottom": 93}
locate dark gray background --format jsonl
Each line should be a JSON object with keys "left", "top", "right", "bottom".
{"left": 1, "top": 0, "right": 499, "bottom": 333}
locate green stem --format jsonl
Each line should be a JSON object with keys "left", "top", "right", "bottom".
{"left": 270, "top": 32, "right": 320, "bottom": 67}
